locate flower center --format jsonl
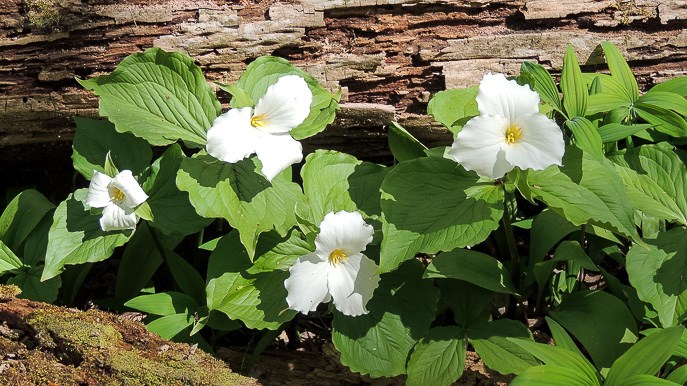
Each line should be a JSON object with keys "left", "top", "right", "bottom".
{"left": 111, "top": 188, "right": 125, "bottom": 202}
{"left": 251, "top": 114, "right": 267, "bottom": 128}
{"left": 328, "top": 248, "right": 348, "bottom": 266}
{"left": 505, "top": 124, "right": 523, "bottom": 145}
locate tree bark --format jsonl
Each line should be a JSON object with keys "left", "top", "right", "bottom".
{"left": 1, "top": 0, "right": 686, "bottom": 164}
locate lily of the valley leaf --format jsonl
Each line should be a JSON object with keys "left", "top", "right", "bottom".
{"left": 448, "top": 73, "right": 565, "bottom": 179}
{"left": 85, "top": 170, "right": 148, "bottom": 231}
{"left": 206, "top": 75, "right": 313, "bottom": 181}
{"left": 285, "top": 211, "right": 380, "bottom": 317}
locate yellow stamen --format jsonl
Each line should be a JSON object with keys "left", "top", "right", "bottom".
{"left": 111, "top": 188, "right": 125, "bottom": 202}
{"left": 328, "top": 249, "right": 348, "bottom": 266}
{"left": 505, "top": 124, "right": 523, "bottom": 145}
{"left": 251, "top": 114, "right": 266, "bottom": 128}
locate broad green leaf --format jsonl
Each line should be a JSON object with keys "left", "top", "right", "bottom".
{"left": 587, "top": 93, "right": 631, "bottom": 114}
{"left": 8, "top": 266, "right": 61, "bottom": 303}
{"left": 565, "top": 117, "right": 602, "bottom": 159}
{"left": 622, "top": 375, "right": 681, "bottom": 386}
{"left": 20, "top": 214, "right": 52, "bottom": 267}
{"left": 78, "top": 47, "right": 221, "bottom": 147}
{"left": 424, "top": 249, "right": 517, "bottom": 294}
{"left": 598, "top": 123, "right": 652, "bottom": 143}
{"left": 42, "top": 189, "right": 132, "bottom": 280}
{"left": 438, "top": 280, "right": 491, "bottom": 328}
{"left": 650, "top": 76, "right": 687, "bottom": 96}
{"left": 216, "top": 82, "right": 254, "bottom": 107}
{"left": 509, "top": 339, "right": 600, "bottom": 384}
{"left": 525, "top": 147, "right": 639, "bottom": 242}
{"left": 233, "top": 56, "right": 339, "bottom": 140}
{"left": 0, "top": 241, "right": 22, "bottom": 273}
{"left": 529, "top": 209, "right": 578, "bottom": 267}
{"left": 205, "top": 231, "right": 297, "bottom": 329}
{"left": 534, "top": 241, "right": 598, "bottom": 296}
{"left": 71, "top": 117, "right": 152, "bottom": 180}
{"left": 146, "top": 313, "right": 194, "bottom": 340}
{"left": 549, "top": 290, "right": 638, "bottom": 371}
{"left": 638, "top": 91, "right": 687, "bottom": 116}
{"left": 300, "top": 150, "right": 386, "bottom": 224}
{"left": 388, "top": 121, "right": 427, "bottom": 162}
{"left": 176, "top": 154, "right": 302, "bottom": 258}
{"left": 605, "top": 325, "right": 684, "bottom": 386}
{"left": 666, "top": 364, "right": 687, "bottom": 384}
{"left": 546, "top": 317, "right": 585, "bottom": 359}
{"left": 626, "top": 228, "right": 687, "bottom": 327}
{"left": 427, "top": 87, "right": 479, "bottom": 134}
{"left": 406, "top": 326, "right": 466, "bottom": 386}
{"left": 380, "top": 156, "right": 503, "bottom": 273}
{"left": 635, "top": 102, "right": 687, "bottom": 137}
{"left": 125, "top": 292, "right": 198, "bottom": 316}
{"left": 164, "top": 249, "right": 205, "bottom": 301}
{"left": 332, "top": 260, "right": 439, "bottom": 377}
{"left": 144, "top": 145, "right": 211, "bottom": 235}
{"left": 510, "top": 365, "right": 598, "bottom": 386}
{"left": 247, "top": 231, "right": 312, "bottom": 274}
{"left": 601, "top": 41, "right": 639, "bottom": 102}
{"left": 0, "top": 189, "right": 54, "bottom": 251}
{"left": 561, "top": 45, "right": 588, "bottom": 118}
{"left": 520, "top": 61, "right": 564, "bottom": 114}
{"left": 468, "top": 319, "right": 539, "bottom": 375}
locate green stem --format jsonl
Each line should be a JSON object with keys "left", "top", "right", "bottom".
{"left": 502, "top": 198, "right": 520, "bottom": 269}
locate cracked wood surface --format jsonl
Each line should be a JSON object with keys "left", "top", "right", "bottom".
{"left": 1, "top": 0, "right": 686, "bottom": 165}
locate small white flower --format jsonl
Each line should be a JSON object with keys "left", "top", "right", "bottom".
{"left": 85, "top": 170, "right": 148, "bottom": 231}
{"left": 447, "top": 73, "right": 565, "bottom": 179}
{"left": 206, "top": 75, "right": 313, "bottom": 181}
{"left": 285, "top": 211, "right": 380, "bottom": 317}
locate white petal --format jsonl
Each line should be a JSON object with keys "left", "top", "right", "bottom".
{"left": 207, "top": 107, "right": 260, "bottom": 163}
{"left": 252, "top": 75, "right": 313, "bottom": 134}
{"left": 476, "top": 73, "right": 540, "bottom": 122}
{"left": 315, "top": 211, "right": 374, "bottom": 259}
{"left": 447, "top": 114, "right": 514, "bottom": 179}
{"left": 327, "top": 253, "right": 380, "bottom": 316}
{"left": 100, "top": 204, "right": 138, "bottom": 231}
{"left": 85, "top": 171, "right": 113, "bottom": 208}
{"left": 111, "top": 170, "right": 148, "bottom": 209}
{"left": 504, "top": 114, "right": 565, "bottom": 171}
{"left": 284, "top": 253, "right": 330, "bottom": 314}
{"left": 254, "top": 133, "right": 303, "bottom": 181}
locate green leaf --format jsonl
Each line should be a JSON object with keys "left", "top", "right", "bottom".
{"left": 549, "top": 290, "right": 638, "bottom": 371}
{"left": 649, "top": 76, "right": 687, "bottom": 97}
{"left": 42, "top": 189, "right": 132, "bottom": 280}
{"left": 468, "top": 319, "right": 540, "bottom": 375}
{"left": 586, "top": 93, "right": 631, "bottom": 114}
{"left": 510, "top": 365, "right": 598, "bottom": 386}
{"left": 610, "top": 145, "right": 687, "bottom": 227}
{"left": 598, "top": 123, "right": 653, "bottom": 143}
{"left": 561, "top": 45, "right": 588, "bottom": 118}
{"left": 125, "top": 292, "right": 198, "bottom": 316}
{"left": 635, "top": 102, "right": 687, "bottom": 137}
{"left": 622, "top": 375, "right": 681, "bottom": 386}
{"left": 528, "top": 209, "right": 578, "bottom": 267}
{"left": 638, "top": 91, "right": 687, "bottom": 116}
{"left": 8, "top": 266, "right": 61, "bottom": 303}
{"left": 508, "top": 339, "right": 600, "bottom": 384}
{"left": 406, "top": 326, "right": 466, "bottom": 386}
{"left": 144, "top": 145, "right": 211, "bottom": 235}
{"left": 525, "top": 147, "right": 639, "bottom": 242}
{"left": 438, "top": 280, "right": 491, "bottom": 328}
{"left": 146, "top": 313, "right": 194, "bottom": 340}
{"left": 332, "top": 260, "right": 439, "bottom": 377}
{"left": 565, "top": 117, "right": 602, "bottom": 159}
{"left": 534, "top": 241, "right": 598, "bottom": 294}
{"left": 427, "top": 87, "right": 479, "bottom": 134}
{"left": 20, "top": 214, "right": 52, "bottom": 267}
{"left": 247, "top": 231, "right": 312, "bottom": 274}
{"left": 388, "top": 121, "right": 428, "bottom": 162}
{"left": 164, "top": 249, "right": 205, "bottom": 301}
{"left": 605, "top": 326, "right": 684, "bottom": 386}
{"left": 424, "top": 249, "right": 517, "bottom": 294}
{"left": 380, "top": 156, "right": 503, "bottom": 273}
{"left": 601, "top": 41, "right": 639, "bottom": 102}
{"left": 216, "top": 82, "right": 254, "bottom": 107}
{"left": 71, "top": 117, "right": 152, "bottom": 180}
{"left": 205, "top": 231, "right": 297, "bottom": 330}
{"left": 520, "top": 61, "right": 564, "bottom": 114}
{"left": 233, "top": 56, "right": 339, "bottom": 140}
{"left": 300, "top": 150, "right": 387, "bottom": 224}
{"left": 78, "top": 47, "right": 221, "bottom": 147}
{"left": 176, "top": 154, "right": 302, "bottom": 258}
{"left": 0, "top": 189, "right": 55, "bottom": 251}
{"left": 626, "top": 228, "right": 687, "bottom": 327}
{"left": 546, "top": 317, "right": 585, "bottom": 359}
{"left": 0, "top": 241, "right": 22, "bottom": 273}
{"left": 666, "top": 364, "right": 687, "bottom": 384}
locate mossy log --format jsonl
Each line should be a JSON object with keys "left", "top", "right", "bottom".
{"left": 0, "top": 285, "right": 256, "bottom": 386}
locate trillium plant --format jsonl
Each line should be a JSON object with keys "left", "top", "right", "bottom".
{"left": 3, "top": 42, "right": 687, "bottom": 385}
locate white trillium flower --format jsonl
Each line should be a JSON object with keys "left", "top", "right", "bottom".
{"left": 206, "top": 74, "right": 313, "bottom": 181}
{"left": 85, "top": 170, "right": 148, "bottom": 232}
{"left": 447, "top": 72, "right": 565, "bottom": 180}
{"left": 285, "top": 211, "right": 380, "bottom": 317}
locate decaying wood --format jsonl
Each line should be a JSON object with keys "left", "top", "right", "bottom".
{"left": 1, "top": 0, "right": 686, "bottom": 163}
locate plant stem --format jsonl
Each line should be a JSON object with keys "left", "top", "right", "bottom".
{"left": 502, "top": 195, "right": 520, "bottom": 271}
